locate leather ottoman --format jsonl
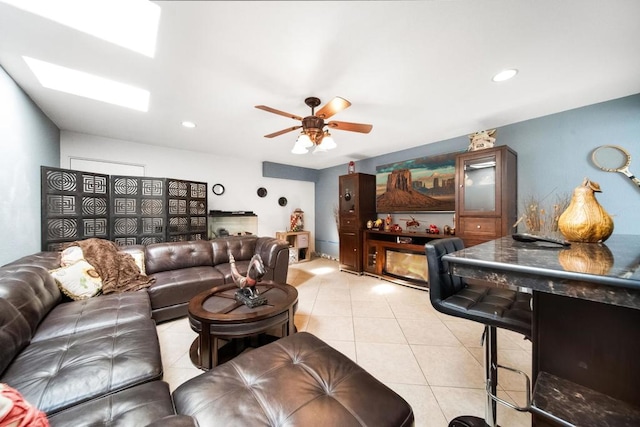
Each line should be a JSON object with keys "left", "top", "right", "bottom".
{"left": 173, "top": 332, "right": 414, "bottom": 427}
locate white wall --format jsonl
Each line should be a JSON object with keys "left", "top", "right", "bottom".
{"left": 60, "top": 131, "right": 315, "bottom": 247}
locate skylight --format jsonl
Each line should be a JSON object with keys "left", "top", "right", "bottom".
{"left": 1, "top": 0, "right": 160, "bottom": 57}
{"left": 24, "top": 56, "right": 150, "bottom": 112}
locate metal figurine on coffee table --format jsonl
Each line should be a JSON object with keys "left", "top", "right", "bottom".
{"left": 228, "top": 251, "right": 268, "bottom": 308}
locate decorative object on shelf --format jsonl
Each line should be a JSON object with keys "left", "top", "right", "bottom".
{"left": 513, "top": 191, "right": 570, "bottom": 236}
{"left": 401, "top": 216, "right": 420, "bottom": 232}
{"left": 255, "top": 96, "right": 373, "bottom": 154}
{"left": 558, "top": 178, "right": 614, "bottom": 242}
{"left": 228, "top": 251, "right": 267, "bottom": 308}
{"left": 366, "top": 220, "right": 373, "bottom": 229}
{"left": 558, "top": 242, "right": 614, "bottom": 275}
{"left": 374, "top": 218, "right": 383, "bottom": 230}
{"left": 257, "top": 187, "right": 267, "bottom": 197}
{"left": 384, "top": 214, "right": 392, "bottom": 231}
{"left": 468, "top": 129, "right": 496, "bottom": 151}
{"left": 389, "top": 224, "right": 403, "bottom": 232}
{"left": 443, "top": 225, "right": 451, "bottom": 235}
{"left": 427, "top": 224, "right": 440, "bottom": 234}
{"left": 212, "top": 183, "right": 225, "bottom": 195}
{"left": 290, "top": 208, "right": 304, "bottom": 231}
{"left": 376, "top": 151, "right": 458, "bottom": 212}
{"left": 348, "top": 161, "right": 356, "bottom": 174}
{"left": 450, "top": 214, "right": 455, "bottom": 235}
{"left": 591, "top": 144, "right": 640, "bottom": 188}
{"left": 278, "top": 197, "right": 288, "bottom": 207}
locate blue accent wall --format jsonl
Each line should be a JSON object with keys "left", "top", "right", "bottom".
{"left": 263, "top": 161, "right": 318, "bottom": 182}
{"left": 0, "top": 66, "right": 60, "bottom": 265}
{"left": 316, "top": 93, "right": 640, "bottom": 258}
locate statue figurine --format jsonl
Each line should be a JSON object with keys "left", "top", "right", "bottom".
{"left": 228, "top": 250, "right": 267, "bottom": 308}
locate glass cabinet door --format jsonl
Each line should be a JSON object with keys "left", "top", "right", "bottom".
{"left": 365, "top": 242, "right": 378, "bottom": 274}
{"left": 460, "top": 152, "right": 499, "bottom": 214}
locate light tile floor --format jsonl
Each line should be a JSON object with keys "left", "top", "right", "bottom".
{"left": 158, "top": 258, "right": 532, "bottom": 427}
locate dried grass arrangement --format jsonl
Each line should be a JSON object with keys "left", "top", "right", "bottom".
{"left": 513, "top": 192, "right": 571, "bottom": 236}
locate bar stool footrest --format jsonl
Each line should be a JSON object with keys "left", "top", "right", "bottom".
{"left": 487, "top": 363, "right": 531, "bottom": 412}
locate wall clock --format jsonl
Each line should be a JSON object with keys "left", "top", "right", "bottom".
{"left": 212, "top": 183, "right": 225, "bottom": 195}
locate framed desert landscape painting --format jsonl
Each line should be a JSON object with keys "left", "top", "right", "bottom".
{"left": 376, "top": 151, "right": 459, "bottom": 212}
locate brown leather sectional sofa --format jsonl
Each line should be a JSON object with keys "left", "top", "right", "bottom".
{"left": 0, "top": 235, "right": 290, "bottom": 425}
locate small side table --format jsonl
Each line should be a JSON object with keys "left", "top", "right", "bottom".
{"left": 187, "top": 281, "right": 298, "bottom": 370}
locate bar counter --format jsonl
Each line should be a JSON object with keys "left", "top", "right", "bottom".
{"left": 442, "top": 234, "right": 640, "bottom": 427}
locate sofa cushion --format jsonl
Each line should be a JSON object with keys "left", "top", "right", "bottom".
{"left": 47, "top": 381, "right": 176, "bottom": 427}
{"left": 210, "top": 236, "right": 257, "bottom": 265}
{"left": 145, "top": 241, "right": 212, "bottom": 275}
{"left": 0, "top": 266, "right": 61, "bottom": 334}
{"left": 31, "top": 290, "right": 151, "bottom": 343}
{"left": 147, "top": 266, "right": 224, "bottom": 310}
{"left": 118, "top": 245, "right": 147, "bottom": 274}
{"left": 59, "top": 246, "right": 84, "bottom": 267}
{"left": 49, "top": 259, "right": 103, "bottom": 301}
{"left": 1, "top": 318, "right": 163, "bottom": 415}
{"left": 213, "top": 259, "right": 251, "bottom": 283}
{"left": 0, "top": 299, "right": 32, "bottom": 376}
{"left": 1, "top": 252, "right": 60, "bottom": 270}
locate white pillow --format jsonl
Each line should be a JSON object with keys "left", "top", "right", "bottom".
{"left": 60, "top": 246, "right": 84, "bottom": 267}
{"left": 127, "top": 250, "right": 146, "bottom": 274}
{"left": 50, "top": 260, "right": 102, "bottom": 300}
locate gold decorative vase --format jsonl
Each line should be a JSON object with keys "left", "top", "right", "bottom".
{"left": 558, "top": 178, "right": 614, "bottom": 243}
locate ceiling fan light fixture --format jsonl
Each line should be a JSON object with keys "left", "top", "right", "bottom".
{"left": 291, "top": 140, "right": 309, "bottom": 154}
{"left": 296, "top": 132, "right": 313, "bottom": 148}
{"left": 321, "top": 131, "right": 337, "bottom": 150}
{"left": 312, "top": 144, "right": 328, "bottom": 154}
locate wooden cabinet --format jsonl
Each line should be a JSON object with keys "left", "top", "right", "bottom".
{"left": 455, "top": 145, "right": 517, "bottom": 246}
{"left": 363, "top": 230, "right": 442, "bottom": 288}
{"left": 338, "top": 173, "right": 376, "bottom": 274}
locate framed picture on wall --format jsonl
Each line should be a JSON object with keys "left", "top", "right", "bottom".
{"left": 375, "top": 151, "right": 459, "bottom": 212}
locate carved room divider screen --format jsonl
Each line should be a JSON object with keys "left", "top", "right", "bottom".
{"left": 41, "top": 167, "right": 207, "bottom": 251}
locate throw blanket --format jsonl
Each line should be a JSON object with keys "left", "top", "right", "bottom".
{"left": 66, "top": 238, "right": 155, "bottom": 294}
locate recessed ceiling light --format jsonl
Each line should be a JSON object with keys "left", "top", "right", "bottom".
{"left": 24, "top": 56, "right": 150, "bottom": 112}
{"left": 492, "top": 69, "right": 518, "bottom": 82}
{"left": 182, "top": 121, "right": 196, "bottom": 128}
{"left": 2, "top": 0, "right": 160, "bottom": 57}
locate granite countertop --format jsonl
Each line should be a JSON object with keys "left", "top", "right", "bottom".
{"left": 531, "top": 371, "right": 640, "bottom": 427}
{"left": 442, "top": 234, "right": 640, "bottom": 310}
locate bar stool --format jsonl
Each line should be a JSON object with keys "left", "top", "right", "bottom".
{"left": 425, "top": 238, "right": 532, "bottom": 427}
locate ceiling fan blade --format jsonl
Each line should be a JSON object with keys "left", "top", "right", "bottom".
{"left": 264, "top": 126, "right": 302, "bottom": 138}
{"left": 255, "top": 105, "right": 303, "bottom": 121}
{"left": 315, "top": 96, "right": 351, "bottom": 119}
{"left": 328, "top": 121, "right": 373, "bottom": 134}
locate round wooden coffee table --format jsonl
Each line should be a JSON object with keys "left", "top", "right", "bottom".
{"left": 188, "top": 281, "right": 298, "bottom": 370}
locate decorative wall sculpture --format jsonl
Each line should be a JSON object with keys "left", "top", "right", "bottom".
{"left": 41, "top": 167, "right": 207, "bottom": 250}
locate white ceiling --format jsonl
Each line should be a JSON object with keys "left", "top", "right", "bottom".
{"left": 1, "top": 1, "right": 639, "bottom": 170}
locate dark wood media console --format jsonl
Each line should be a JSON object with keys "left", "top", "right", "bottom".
{"left": 363, "top": 230, "right": 445, "bottom": 288}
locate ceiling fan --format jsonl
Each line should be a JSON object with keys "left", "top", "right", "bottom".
{"left": 255, "top": 96, "right": 373, "bottom": 154}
